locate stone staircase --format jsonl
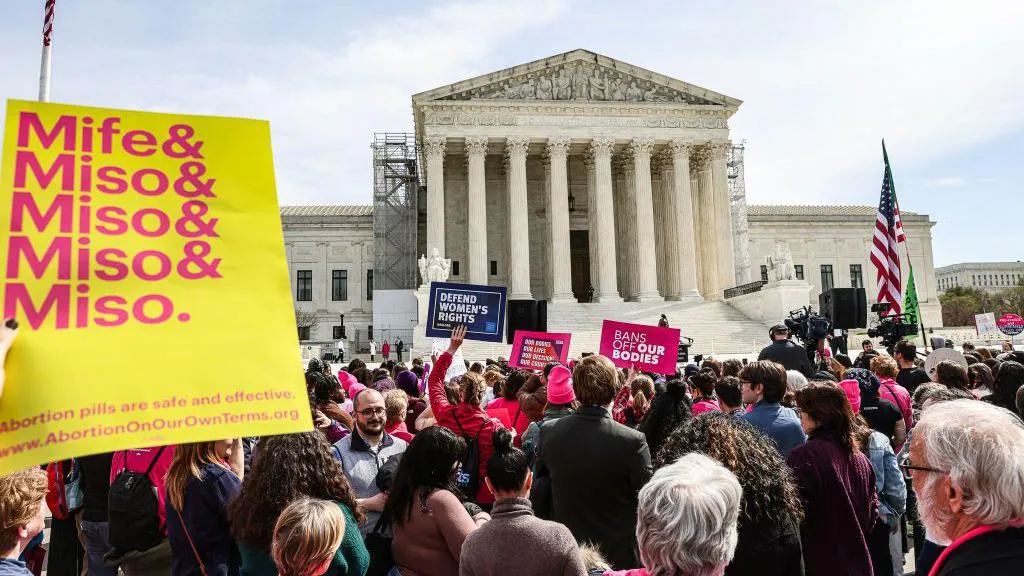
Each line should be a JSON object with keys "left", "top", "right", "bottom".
{"left": 450, "top": 298, "right": 773, "bottom": 361}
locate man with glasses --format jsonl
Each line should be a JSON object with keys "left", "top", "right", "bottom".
{"left": 737, "top": 360, "right": 806, "bottom": 458}
{"left": 333, "top": 387, "right": 408, "bottom": 536}
{"left": 902, "top": 399, "right": 1024, "bottom": 575}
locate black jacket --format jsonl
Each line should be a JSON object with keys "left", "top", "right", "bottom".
{"left": 935, "top": 525, "right": 1024, "bottom": 576}
{"left": 727, "top": 513, "right": 804, "bottom": 576}
{"left": 758, "top": 340, "right": 814, "bottom": 376}
{"left": 532, "top": 405, "right": 653, "bottom": 570}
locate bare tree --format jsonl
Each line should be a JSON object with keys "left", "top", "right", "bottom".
{"left": 295, "top": 309, "right": 320, "bottom": 329}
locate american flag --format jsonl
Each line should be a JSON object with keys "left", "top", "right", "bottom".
{"left": 42, "top": 0, "right": 56, "bottom": 47}
{"left": 870, "top": 141, "right": 905, "bottom": 315}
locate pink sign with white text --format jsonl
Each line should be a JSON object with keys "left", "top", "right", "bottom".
{"left": 599, "top": 320, "right": 680, "bottom": 374}
{"left": 509, "top": 330, "right": 571, "bottom": 370}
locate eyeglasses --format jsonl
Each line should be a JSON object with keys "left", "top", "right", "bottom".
{"left": 357, "top": 407, "right": 386, "bottom": 417}
{"left": 898, "top": 454, "right": 946, "bottom": 478}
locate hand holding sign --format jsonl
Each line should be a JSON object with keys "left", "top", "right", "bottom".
{"left": 448, "top": 325, "right": 468, "bottom": 355}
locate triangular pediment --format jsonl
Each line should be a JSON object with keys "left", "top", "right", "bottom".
{"left": 412, "top": 49, "right": 741, "bottom": 108}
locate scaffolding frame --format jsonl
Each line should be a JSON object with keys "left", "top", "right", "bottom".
{"left": 728, "top": 141, "right": 752, "bottom": 285}
{"left": 372, "top": 133, "right": 421, "bottom": 290}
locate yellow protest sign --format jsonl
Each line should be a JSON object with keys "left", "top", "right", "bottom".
{"left": 0, "top": 100, "right": 311, "bottom": 473}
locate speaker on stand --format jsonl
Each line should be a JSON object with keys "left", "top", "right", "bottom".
{"left": 818, "top": 287, "right": 867, "bottom": 329}
{"left": 506, "top": 300, "right": 539, "bottom": 343}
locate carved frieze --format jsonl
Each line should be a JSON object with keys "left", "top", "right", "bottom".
{"left": 437, "top": 61, "right": 719, "bottom": 105}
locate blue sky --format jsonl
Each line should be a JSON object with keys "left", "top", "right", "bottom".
{"left": 1, "top": 0, "right": 1022, "bottom": 267}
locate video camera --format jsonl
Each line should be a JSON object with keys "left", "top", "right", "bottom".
{"left": 866, "top": 303, "right": 916, "bottom": 353}
{"left": 784, "top": 306, "right": 831, "bottom": 353}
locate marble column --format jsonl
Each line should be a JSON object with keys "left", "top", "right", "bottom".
{"left": 670, "top": 139, "right": 701, "bottom": 298}
{"left": 694, "top": 146, "right": 719, "bottom": 298}
{"left": 710, "top": 140, "right": 735, "bottom": 291}
{"left": 590, "top": 138, "right": 621, "bottom": 302}
{"left": 424, "top": 137, "right": 447, "bottom": 257}
{"left": 651, "top": 156, "right": 669, "bottom": 298}
{"left": 690, "top": 166, "right": 703, "bottom": 293}
{"left": 505, "top": 137, "right": 532, "bottom": 300}
{"left": 585, "top": 150, "right": 600, "bottom": 299}
{"left": 546, "top": 138, "right": 574, "bottom": 302}
{"left": 465, "top": 136, "right": 489, "bottom": 285}
{"left": 616, "top": 151, "right": 638, "bottom": 301}
{"left": 655, "top": 150, "right": 680, "bottom": 300}
{"left": 631, "top": 137, "right": 661, "bottom": 301}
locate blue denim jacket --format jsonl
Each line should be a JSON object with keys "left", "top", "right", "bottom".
{"left": 866, "top": 430, "right": 907, "bottom": 521}
{"left": 739, "top": 402, "right": 807, "bottom": 458}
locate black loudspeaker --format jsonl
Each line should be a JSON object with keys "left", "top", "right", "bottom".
{"left": 507, "top": 300, "right": 539, "bottom": 343}
{"left": 536, "top": 300, "right": 547, "bottom": 333}
{"left": 819, "top": 288, "right": 867, "bottom": 329}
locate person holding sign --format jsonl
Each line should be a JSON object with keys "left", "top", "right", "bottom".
{"left": 427, "top": 326, "right": 505, "bottom": 506}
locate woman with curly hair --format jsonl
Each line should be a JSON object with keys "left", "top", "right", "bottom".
{"left": 655, "top": 412, "right": 804, "bottom": 576}
{"left": 637, "top": 378, "right": 692, "bottom": 459}
{"left": 227, "top": 433, "right": 368, "bottom": 576}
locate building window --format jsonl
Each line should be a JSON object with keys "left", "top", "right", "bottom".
{"left": 820, "top": 265, "right": 834, "bottom": 292}
{"left": 490, "top": 260, "right": 498, "bottom": 276}
{"left": 366, "top": 269, "right": 373, "bottom": 300}
{"left": 452, "top": 261, "right": 460, "bottom": 277}
{"left": 850, "top": 264, "right": 863, "bottom": 289}
{"left": 760, "top": 265, "right": 768, "bottom": 283}
{"left": 296, "top": 270, "right": 312, "bottom": 302}
{"left": 332, "top": 326, "right": 343, "bottom": 339}
{"left": 794, "top": 265, "right": 804, "bottom": 280}
{"left": 332, "top": 270, "right": 348, "bottom": 301}
{"left": 367, "top": 325, "right": 373, "bottom": 341}
{"left": 298, "top": 326, "right": 310, "bottom": 340}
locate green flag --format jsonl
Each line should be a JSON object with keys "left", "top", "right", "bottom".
{"left": 904, "top": 266, "right": 920, "bottom": 326}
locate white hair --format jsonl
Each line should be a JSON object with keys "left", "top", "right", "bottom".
{"left": 786, "top": 370, "right": 808, "bottom": 391}
{"left": 637, "top": 453, "right": 742, "bottom": 576}
{"left": 916, "top": 400, "right": 1024, "bottom": 526}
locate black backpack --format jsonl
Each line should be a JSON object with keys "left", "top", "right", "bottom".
{"left": 451, "top": 411, "right": 485, "bottom": 500}
{"left": 108, "top": 447, "right": 166, "bottom": 553}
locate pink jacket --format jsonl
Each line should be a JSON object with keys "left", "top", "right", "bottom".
{"left": 878, "top": 378, "right": 913, "bottom": 431}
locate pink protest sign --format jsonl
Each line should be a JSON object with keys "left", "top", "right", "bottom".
{"left": 509, "top": 330, "right": 572, "bottom": 370}
{"left": 998, "top": 313, "right": 1024, "bottom": 336}
{"left": 599, "top": 320, "right": 680, "bottom": 374}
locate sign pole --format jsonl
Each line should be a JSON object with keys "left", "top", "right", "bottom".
{"left": 38, "top": 0, "right": 56, "bottom": 102}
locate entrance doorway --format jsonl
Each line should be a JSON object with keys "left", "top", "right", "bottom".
{"left": 570, "top": 230, "right": 592, "bottom": 302}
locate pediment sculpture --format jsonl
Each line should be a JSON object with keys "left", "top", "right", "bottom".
{"left": 438, "top": 62, "right": 717, "bottom": 105}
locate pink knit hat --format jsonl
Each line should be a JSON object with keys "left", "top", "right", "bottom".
{"left": 348, "top": 382, "right": 367, "bottom": 401}
{"left": 338, "top": 370, "right": 358, "bottom": 394}
{"left": 547, "top": 366, "right": 575, "bottom": 405}
{"left": 839, "top": 379, "right": 861, "bottom": 414}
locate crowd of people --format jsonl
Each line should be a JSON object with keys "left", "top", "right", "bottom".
{"left": 2, "top": 321, "right": 1024, "bottom": 576}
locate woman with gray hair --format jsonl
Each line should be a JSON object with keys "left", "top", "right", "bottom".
{"left": 604, "top": 453, "right": 742, "bottom": 576}
{"left": 908, "top": 399, "right": 1024, "bottom": 575}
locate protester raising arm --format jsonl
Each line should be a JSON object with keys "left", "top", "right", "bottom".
{"left": 428, "top": 325, "right": 467, "bottom": 411}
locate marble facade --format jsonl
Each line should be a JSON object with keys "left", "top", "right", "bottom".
{"left": 413, "top": 49, "right": 743, "bottom": 302}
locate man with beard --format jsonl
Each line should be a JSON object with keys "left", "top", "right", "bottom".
{"left": 908, "top": 400, "right": 1024, "bottom": 576}
{"left": 333, "top": 388, "right": 407, "bottom": 536}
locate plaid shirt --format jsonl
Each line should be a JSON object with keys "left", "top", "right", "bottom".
{"left": 612, "top": 384, "right": 632, "bottom": 425}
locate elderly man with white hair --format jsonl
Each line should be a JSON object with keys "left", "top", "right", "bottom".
{"left": 907, "top": 399, "right": 1024, "bottom": 576}
{"left": 604, "top": 452, "right": 742, "bottom": 576}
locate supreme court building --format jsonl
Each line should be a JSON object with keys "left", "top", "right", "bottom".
{"left": 413, "top": 49, "right": 740, "bottom": 304}
{"left": 284, "top": 49, "right": 942, "bottom": 356}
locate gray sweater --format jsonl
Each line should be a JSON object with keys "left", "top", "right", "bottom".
{"left": 459, "top": 498, "right": 586, "bottom": 576}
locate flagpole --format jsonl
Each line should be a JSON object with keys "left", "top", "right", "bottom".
{"left": 38, "top": 0, "right": 56, "bottom": 102}
{"left": 885, "top": 140, "right": 928, "bottom": 351}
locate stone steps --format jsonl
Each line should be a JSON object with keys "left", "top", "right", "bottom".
{"left": 446, "top": 298, "right": 773, "bottom": 362}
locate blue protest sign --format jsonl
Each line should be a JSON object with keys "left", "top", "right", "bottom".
{"left": 425, "top": 282, "right": 507, "bottom": 342}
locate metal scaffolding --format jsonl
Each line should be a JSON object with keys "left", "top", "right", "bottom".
{"left": 372, "top": 133, "right": 421, "bottom": 290}
{"left": 728, "top": 141, "right": 752, "bottom": 285}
